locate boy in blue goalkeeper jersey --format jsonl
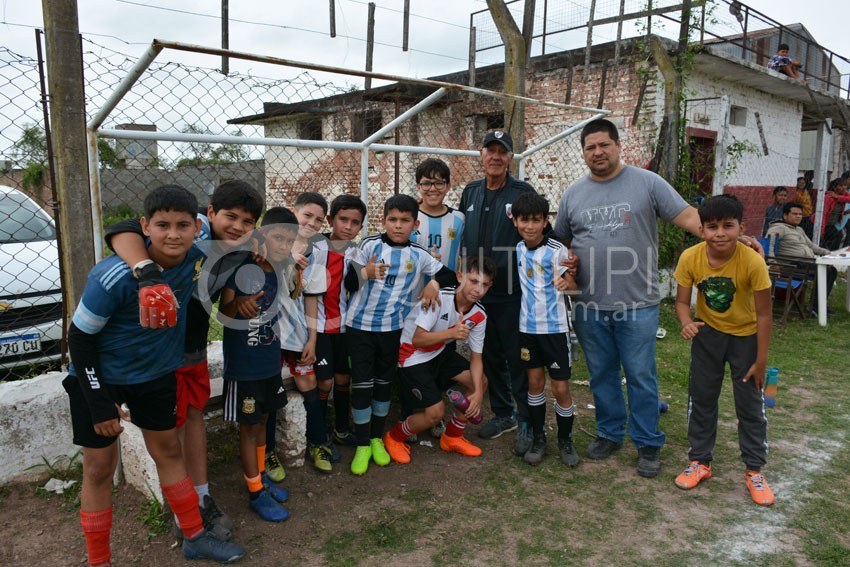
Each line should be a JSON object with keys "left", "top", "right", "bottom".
{"left": 64, "top": 185, "right": 245, "bottom": 566}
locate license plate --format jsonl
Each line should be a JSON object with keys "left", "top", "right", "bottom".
{"left": 0, "top": 333, "right": 42, "bottom": 358}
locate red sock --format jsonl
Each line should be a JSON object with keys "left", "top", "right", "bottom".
{"left": 445, "top": 416, "right": 466, "bottom": 438}
{"left": 80, "top": 508, "right": 112, "bottom": 566}
{"left": 162, "top": 477, "right": 203, "bottom": 539}
{"left": 388, "top": 418, "right": 414, "bottom": 442}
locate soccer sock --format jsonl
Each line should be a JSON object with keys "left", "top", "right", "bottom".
{"left": 528, "top": 391, "right": 547, "bottom": 436}
{"left": 351, "top": 379, "right": 373, "bottom": 446}
{"left": 256, "top": 444, "right": 267, "bottom": 474}
{"left": 162, "top": 477, "right": 203, "bottom": 539}
{"left": 555, "top": 402, "right": 575, "bottom": 441}
{"left": 194, "top": 483, "right": 210, "bottom": 505}
{"left": 302, "top": 388, "right": 328, "bottom": 446}
{"left": 388, "top": 418, "right": 414, "bottom": 442}
{"left": 318, "top": 387, "right": 331, "bottom": 423}
{"left": 334, "top": 383, "right": 351, "bottom": 432}
{"left": 244, "top": 474, "right": 263, "bottom": 501}
{"left": 80, "top": 507, "right": 112, "bottom": 566}
{"left": 444, "top": 415, "right": 466, "bottom": 438}
{"left": 370, "top": 398, "right": 390, "bottom": 439}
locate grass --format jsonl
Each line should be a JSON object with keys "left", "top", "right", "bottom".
{"left": 29, "top": 450, "right": 83, "bottom": 507}
{"left": 138, "top": 486, "right": 171, "bottom": 540}
{"left": 311, "top": 279, "right": 850, "bottom": 566}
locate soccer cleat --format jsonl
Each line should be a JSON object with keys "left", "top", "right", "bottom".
{"left": 674, "top": 461, "right": 712, "bottom": 490}
{"left": 333, "top": 429, "right": 358, "bottom": 446}
{"left": 183, "top": 529, "right": 246, "bottom": 562}
{"left": 523, "top": 434, "right": 547, "bottom": 465}
{"left": 382, "top": 432, "right": 411, "bottom": 464}
{"left": 370, "top": 437, "right": 391, "bottom": 466}
{"left": 264, "top": 453, "right": 286, "bottom": 482}
{"left": 309, "top": 444, "right": 334, "bottom": 474}
{"left": 351, "top": 445, "right": 372, "bottom": 475}
{"left": 198, "top": 495, "right": 234, "bottom": 541}
{"left": 585, "top": 437, "right": 623, "bottom": 460}
{"left": 248, "top": 490, "right": 290, "bottom": 522}
{"left": 261, "top": 473, "right": 290, "bottom": 502}
{"left": 326, "top": 441, "right": 341, "bottom": 463}
{"left": 478, "top": 414, "right": 518, "bottom": 440}
{"left": 558, "top": 438, "right": 581, "bottom": 467}
{"left": 513, "top": 422, "right": 533, "bottom": 457}
{"left": 745, "top": 471, "right": 775, "bottom": 506}
{"left": 439, "top": 434, "right": 483, "bottom": 457}
{"left": 636, "top": 446, "right": 662, "bottom": 478}
{"left": 430, "top": 419, "right": 446, "bottom": 439}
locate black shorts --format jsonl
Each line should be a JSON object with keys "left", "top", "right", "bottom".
{"left": 519, "top": 332, "right": 572, "bottom": 380}
{"left": 223, "top": 375, "right": 288, "bottom": 424}
{"left": 400, "top": 348, "right": 470, "bottom": 410}
{"left": 314, "top": 332, "right": 351, "bottom": 380}
{"left": 63, "top": 372, "right": 177, "bottom": 449}
{"left": 346, "top": 327, "right": 402, "bottom": 386}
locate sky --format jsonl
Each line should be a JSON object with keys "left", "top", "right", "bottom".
{"left": 2, "top": 0, "right": 849, "bottom": 84}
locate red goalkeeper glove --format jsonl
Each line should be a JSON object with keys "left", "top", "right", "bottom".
{"left": 134, "top": 260, "right": 178, "bottom": 328}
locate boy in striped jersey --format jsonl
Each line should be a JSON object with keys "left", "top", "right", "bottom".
{"left": 313, "top": 195, "right": 367, "bottom": 448}
{"left": 413, "top": 158, "right": 465, "bottom": 272}
{"left": 384, "top": 256, "right": 494, "bottom": 464}
{"left": 512, "top": 192, "right": 580, "bottom": 467}
{"left": 344, "top": 194, "right": 458, "bottom": 475}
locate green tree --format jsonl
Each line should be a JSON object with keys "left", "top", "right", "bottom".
{"left": 176, "top": 123, "right": 250, "bottom": 168}
{"left": 14, "top": 124, "right": 48, "bottom": 190}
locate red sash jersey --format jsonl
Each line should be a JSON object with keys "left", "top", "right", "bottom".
{"left": 398, "top": 287, "right": 487, "bottom": 368}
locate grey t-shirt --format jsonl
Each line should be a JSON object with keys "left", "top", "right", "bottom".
{"left": 554, "top": 165, "right": 689, "bottom": 309}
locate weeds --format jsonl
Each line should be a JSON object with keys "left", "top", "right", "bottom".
{"left": 138, "top": 486, "right": 171, "bottom": 540}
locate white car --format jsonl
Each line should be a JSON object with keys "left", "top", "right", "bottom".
{"left": 0, "top": 185, "right": 63, "bottom": 374}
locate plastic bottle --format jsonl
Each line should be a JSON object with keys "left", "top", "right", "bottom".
{"left": 569, "top": 332, "right": 580, "bottom": 362}
{"left": 446, "top": 389, "right": 483, "bottom": 424}
{"left": 764, "top": 367, "right": 779, "bottom": 408}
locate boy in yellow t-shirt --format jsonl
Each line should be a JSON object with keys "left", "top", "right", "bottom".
{"left": 672, "top": 195, "right": 774, "bottom": 506}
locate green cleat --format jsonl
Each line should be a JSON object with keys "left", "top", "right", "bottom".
{"left": 351, "top": 445, "right": 371, "bottom": 475}
{"left": 264, "top": 453, "right": 286, "bottom": 482}
{"left": 370, "top": 437, "right": 391, "bottom": 466}
{"left": 309, "top": 444, "right": 334, "bottom": 474}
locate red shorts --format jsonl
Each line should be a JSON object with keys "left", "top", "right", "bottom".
{"left": 281, "top": 349, "right": 315, "bottom": 377}
{"left": 175, "top": 360, "right": 211, "bottom": 427}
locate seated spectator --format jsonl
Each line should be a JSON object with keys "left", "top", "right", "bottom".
{"left": 766, "top": 202, "right": 837, "bottom": 314}
{"left": 767, "top": 44, "right": 804, "bottom": 82}
{"left": 762, "top": 186, "right": 787, "bottom": 236}
{"left": 794, "top": 176, "right": 815, "bottom": 238}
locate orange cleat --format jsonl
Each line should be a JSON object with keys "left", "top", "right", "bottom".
{"left": 439, "top": 434, "right": 483, "bottom": 457}
{"left": 674, "top": 461, "right": 712, "bottom": 490}
{"left": 382, "top": 433, "right": 411, "bottom": 464}
{"left": 745, "top": 471, "right": 775, "bottom": 506}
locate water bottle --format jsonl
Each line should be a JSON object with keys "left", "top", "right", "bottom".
{"left": 764, "top": 367, "right": 779, "bottom": 408}
{"left": 446, "top": 389, "right": 483, "bottom": 424}
{"left": 569, "top": 331, "right": 580, "bottom": 362}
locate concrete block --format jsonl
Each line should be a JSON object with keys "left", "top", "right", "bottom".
{"left": 118, "top": 421, "right": 162, "bottom": 502}
{"left": 0, "top": 371, "right": 77, "bottom": 483}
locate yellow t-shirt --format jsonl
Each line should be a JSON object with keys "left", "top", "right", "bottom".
{"left": 674, "top": 241, "right": 771, "bottom": 336}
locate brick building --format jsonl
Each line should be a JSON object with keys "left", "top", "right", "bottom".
{"left": 231, "top": 34, "right": 850, "bottom": 234}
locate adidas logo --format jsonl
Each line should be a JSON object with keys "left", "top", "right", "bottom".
{"left": 440, "top": 313, "right": 449, "bottom": 321}
{"left": 277, "top": 386, "right": 285, "bottom": 394}
{"left": 466, "top": 204, "right": 474, "bottom": 212}
{"left": 317, "top": 358, "right": 329, "bottom": 366}
{"left": 550, "top": 362, "right": 560, "bottom": 369}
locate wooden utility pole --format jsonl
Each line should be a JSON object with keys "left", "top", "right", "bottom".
{"left": 41, "top": 0, "right": 95, "bottom": 312}
{"left": 403, "top": 0, "right": 410, "bottom": 52}
{"left": 365, "top": 2, "right": 375, "bottom": 89}
{"left": 221, "top": 0, "right": 229, "bottom": 74}
{"left": 486, "top": 0, "right": 535, "bottom": 171}
{"left": 329, "top": 0, "right": 336, "bottom": 37}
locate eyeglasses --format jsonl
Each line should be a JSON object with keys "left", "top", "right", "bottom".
{"left": 418, "top": 180, "right": 448, "bottom": 190}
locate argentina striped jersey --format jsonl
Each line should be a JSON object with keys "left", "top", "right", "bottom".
{"left": 413, "top": 207, "right": 465, "bottom": 271}
{"left": 516, "top": 237, "right": 571, "bottom": 334}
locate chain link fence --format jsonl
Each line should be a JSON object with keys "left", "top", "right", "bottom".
{"left": 1, "top": 34, "right": 601, "bottom": 380}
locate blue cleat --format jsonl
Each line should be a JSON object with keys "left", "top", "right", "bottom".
{"left": 183, "top": 529, "right": 245, "bottom": 563}
{"left": 261, "top": 473, "right": 289, "bottom": 503}
{"left": 249, "top": 490, "right": 290, "bottom": 522}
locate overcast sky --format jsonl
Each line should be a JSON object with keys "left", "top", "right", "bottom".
{"left": 2, "top": 0, "right": 849, "bottom": 84}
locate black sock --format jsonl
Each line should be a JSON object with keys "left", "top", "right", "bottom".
{"left": 555, "top": 402, "right": 575, "bottom": 441}
{"left": 301, "top": 388, "right": 328, "bottom": 446}
{"left": 528, "top": 391, "right": 546, "bottom": 437}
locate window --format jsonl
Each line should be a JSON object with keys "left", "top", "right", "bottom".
{"left": 351, "top": 110, "right": 383, "bottom": 141}
{"left": 730, "top": 105, "right": 747, "bottom": 127}
{"left": 298, "top": 117, "right": 323, "bottom": 140}
{"left": 474, "top": 112, "right": 504, "bottom": 141}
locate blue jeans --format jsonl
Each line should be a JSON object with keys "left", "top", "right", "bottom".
{"left": 572, "top": 304, "right": 665, "bottom": 449}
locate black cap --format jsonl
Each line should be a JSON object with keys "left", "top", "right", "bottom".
{"left": 482, "top": 130, "right": 513, "bottom": 152}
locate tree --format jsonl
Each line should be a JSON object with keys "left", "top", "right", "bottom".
{"left": 487, "top": 0, "right": 535, "bottom": 167}
{"left": 176, "top": 123, "right": 251, "bottom": 168}
{"left": 14, "top": 124, "right": 48, "bottom": 190}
